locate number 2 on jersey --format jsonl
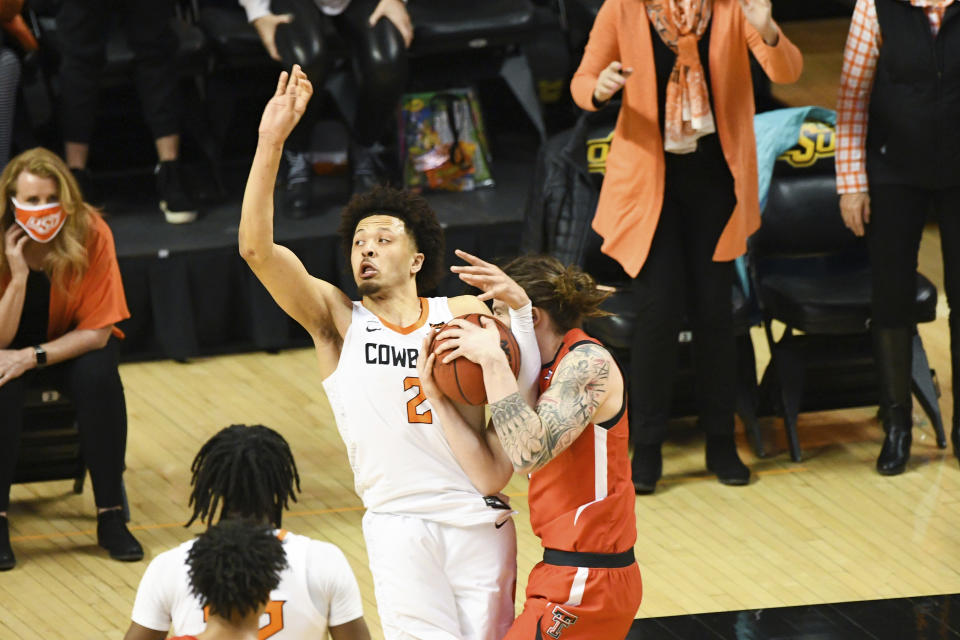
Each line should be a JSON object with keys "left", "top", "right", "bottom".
{"left": 204, "top": 601, "right": 284, "bottom": 639}
{"left": 404, "top": 376, "right": 433, "bottom": 424}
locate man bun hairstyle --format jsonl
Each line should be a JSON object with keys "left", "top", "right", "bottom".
{"left": 338, "top": 185, "right": 446, "bottom": 294}
{"left": 502, "top": 255, "right": 611, "bottom": 334}
{"left": 186, "top": 520, "right": 287, "bottom": 620}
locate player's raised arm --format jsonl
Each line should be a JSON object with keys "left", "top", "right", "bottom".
{"left": 239, "top": 66, "right": 351, "bottom": 339}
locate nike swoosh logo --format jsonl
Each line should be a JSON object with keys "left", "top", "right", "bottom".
{"left": 366, "top": 326, "right": 382, "bottom": 332}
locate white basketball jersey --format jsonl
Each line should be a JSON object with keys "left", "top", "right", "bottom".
{"left": 131, "top": 530, "right": 362, "bottom": 639}
{"left": 323, "top": 297, "right": 509, "bottom": 526}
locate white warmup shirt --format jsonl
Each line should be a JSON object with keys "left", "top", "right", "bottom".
{"left": 130, "top": 530, "right": 363, "bottom": 638}
{"left": 322, "top": 297, "right": 514, "bottom": 527}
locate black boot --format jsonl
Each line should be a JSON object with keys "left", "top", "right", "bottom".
{"left": 351, "top": 141, "right": 387, "bottom": 194}
{"left": 0, "top": 515, "right": 15, "bottom": 571}
{"left": 70, "top": 167, "right": 101, "bottom": 207}
{"left": 705, "top": 435, "right": 751, "bottom": 485}
{"left": 281, "top": 150, "right": 313, "bottom": 219}
{"left": 873, "top": 327, "right": 913, "bottom": 475}
{"left": 631, "top": 443, "right": 662, "bottom": 495}
{"left": 97, "top": 509, "right": 143, "bottom": 562}
{"left": 156, "top": 160, "right": 198, "bottom": 224}
{"left": 953, "top": 413, "right": 960, "bottom": 464}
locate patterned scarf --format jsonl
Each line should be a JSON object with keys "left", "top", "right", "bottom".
{"left": 646, "top": 0, "right": 715, "bottom": 154}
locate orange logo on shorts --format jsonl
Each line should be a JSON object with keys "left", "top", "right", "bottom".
{"left": 545, "top": 605, "right": 578, "bottom": 638}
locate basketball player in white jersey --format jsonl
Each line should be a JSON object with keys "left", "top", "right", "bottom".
{"left": 123, "top": 424, "right": 370, "bottom": 640}
{"left": 238, "top": 67, "right": 541, "bottom": 640}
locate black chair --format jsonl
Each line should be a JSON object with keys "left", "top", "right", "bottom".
{"left": 405, "top": 0, "right": 550, "bottom": 142}
{"left": 13, "top": 385, "right": 85, "bottom": 493}
{"left": 522, "top": 109, "right": 765, "bottom": 454}
{"left": 751, "top": 172, "right": 946, "bottom": 462}
{"left": 13, "top": 381, "right": 131, "bottom": 521}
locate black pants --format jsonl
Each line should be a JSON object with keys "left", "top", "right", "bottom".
{"left": 286, "top": 0, "right": 408, "bottom": 150}
{"left": 0, "top": 339, "right": 128, "bottom": 511}
{"left": 868, "top": 182, "right": 960, "bottom": 417}
{"left": 57, "top": 0, "right": 181, "bottom": 144}
{"left": 629, "top": 135, "right": 738, "bottom": 445}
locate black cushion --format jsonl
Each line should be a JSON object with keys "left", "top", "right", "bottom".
{"left": 198, "top": 7, "right": 265, "bottom": 58}
{"left": 104, "top": 18, "right": 207, "bottom": 73}
{"left": 753, "top": 174, "right": 860, "bottom": 259}
{"left": 759, "top": 266, "right": 937, "bottom": 334}
{"left": 408, "top": 0, "right": 537, "bottom": 53}
{"left": 754, "top": 172, "right": 939, "bottom": 333}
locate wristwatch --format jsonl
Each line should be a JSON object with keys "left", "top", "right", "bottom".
{"left": 33, "top": 344, "right": 47, "bottom": 369}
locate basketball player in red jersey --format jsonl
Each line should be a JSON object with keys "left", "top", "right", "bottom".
{"left": 419, "top": 254, "right": 642, "bottom": 639}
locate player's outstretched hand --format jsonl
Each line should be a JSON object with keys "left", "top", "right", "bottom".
{"left": 434, "top": 317, "right": 504, "bottom": 366}
{"left": 451, "top": 249, "right": 530, "bottom": 310}
{"left": 258, "top": 65, "right": 313, "bottom": 146}
{"left": 417, "top": 334, "right": 445, "bottom": 401}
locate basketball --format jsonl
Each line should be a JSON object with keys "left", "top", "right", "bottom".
{"left": 428, "top": 313, "right": 521, "bottom": 406}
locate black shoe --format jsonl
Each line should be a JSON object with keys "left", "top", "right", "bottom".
{"left": 281, "top": 151, "right": 313, "bottom": 218}
{"left": 156, "top": 160, "right": 198, "bottom": 224}
{"left": 952, "top": 416, "right": 960, "bottom": 464}
{"left": 351, "top": 142, "right": 387, "bottom": 194}
{"left": 97, "top": 509, "right": 143, "bottom": 562}
{"left": 873, "top": 328, "right": 913, "bottom": 475}
{"left": 631, "top": 444, "right": 662, "bottom": 495}
{"left": 0, "top": 516, "right": 15, "bottom": 571}
{"left": 706, "top": 436, "right": 751, "bottom": 486}
{"left": 877, "top": 427, "right": 912, "bottom": 476}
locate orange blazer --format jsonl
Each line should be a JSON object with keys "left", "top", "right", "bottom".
{"left": 571, "top": 0, "right": 803, "bottom": 277}
{"left": 1, "top": 211, "right": 129, "bottom": 341}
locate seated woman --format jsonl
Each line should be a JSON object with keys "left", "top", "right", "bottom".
{"left": 0, "top": 147, "right": 142, "bottom": 570}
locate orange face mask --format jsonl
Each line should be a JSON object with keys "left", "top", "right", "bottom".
{"left": 11, "top": 197, "right": 66, "bottom": 243}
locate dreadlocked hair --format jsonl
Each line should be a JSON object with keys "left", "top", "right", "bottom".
{"left": 187, "top": 424, "right": 300, "bottom": 529}
{"left": 501, "top": 255, "right": 612, "bottom": 334}
{"left": 338, "top": 185, "right": 446, "bottom": 294}
{"left": 186, "top": 520, "right": 287, "bottom": 620}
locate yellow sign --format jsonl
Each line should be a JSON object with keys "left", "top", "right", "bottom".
{"left": 778, "top": 121, "right": 835, "bottom": 168}
{"left": 586, "top": 130, "right": 615, "bottom": 174}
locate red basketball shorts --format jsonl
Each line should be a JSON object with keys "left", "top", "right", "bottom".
{"left": 504, "top": 549, "right": 642, "bottom": 640}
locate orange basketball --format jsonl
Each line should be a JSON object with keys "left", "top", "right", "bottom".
{"left": 428, "top": 313, "right": 521, "bottom": 406}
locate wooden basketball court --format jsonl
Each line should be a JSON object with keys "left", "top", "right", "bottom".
{"left": 4, "top": 17, "right": 960, "bottom": 640}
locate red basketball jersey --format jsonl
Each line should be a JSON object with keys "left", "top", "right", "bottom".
{"left": 530, "top": 329, "right": 637, "bottom": 553}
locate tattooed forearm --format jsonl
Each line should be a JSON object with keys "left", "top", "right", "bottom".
{"left": 490, "top": 392, "right": 549, "bottom": 471}
{"left": 489, "top": 343, "right": 611, "bottom": 473}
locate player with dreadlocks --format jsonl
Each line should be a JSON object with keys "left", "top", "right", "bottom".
{"left": 123, "top": 424, "right": 371, "bottom": 640}
{"left": 167, "top": 520, "right": 288, "bottom": 640}
{"left": 185, "top": 423, "right": 300, "bottom": 528}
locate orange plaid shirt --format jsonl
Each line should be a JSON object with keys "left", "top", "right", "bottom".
{"left": 836, "top": 0, "right": 955, "bottom": 194}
